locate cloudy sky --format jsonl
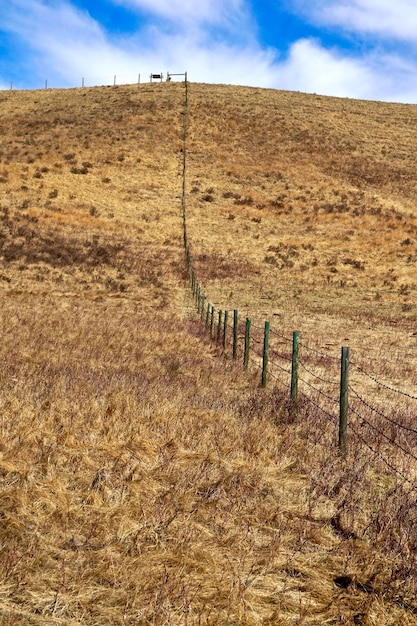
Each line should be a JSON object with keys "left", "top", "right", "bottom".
{"left": 1, "top": 0, "right": 417, "bottom": 102}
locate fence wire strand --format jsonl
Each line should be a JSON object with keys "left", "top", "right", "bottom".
{"left": 298, "top": 359, "right": 339, "bottom": 386}
{"left": 268, "top": 370, "right": 287, "bottom": 389}
{"left": 349, "top": 385, "right": 417, "bottom": 435}
{"left": 349, "top": 405, "right": 417, "bottom": 464}
{"left": 298, "top": 391, "right": 336, "bottom": 425}
{"left": 300, "top": 343, "right": 340, "bottom": 361}
{"left": 351, "top": 361, "right": 417, "bottom": 400}
{"left": 269, "top": 327, "right": 292, "bottom": 343}
{"left": 349, "top": 422, "right": 417, "bottom": 492}
{"left": 269, "top": 348, "right": 292, "bottom": 363}
{"left": 269, "top": 360, "right": 291, "bottom": 376}
{"left": 298, "top": 375, "right": 339, "bottom": 405}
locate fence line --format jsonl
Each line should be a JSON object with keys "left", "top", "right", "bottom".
{"left": 179, "top": 75, "right": 417, "bottom": 493}
{"left": 4, "top": 73, "right": 187, "bottom": 92}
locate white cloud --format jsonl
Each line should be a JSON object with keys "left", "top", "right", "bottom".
{"left": 2, "top": 0, "right": 113, "bottom": 86}
{"left": 2, "top": 0, "right": 417, "bottom": 103}
{"left": 273, "top": 39, "right": 374, "bottom": 98}
{"left": 152, "top": 33, "right": 277, "bottom": 86}
{"left": 295, "top": 0, "right": 417, "bottom": 42}
{"left": 113, "top": 0, "right": 246, "bottom": 27}
{"left": 272, "top": 38, "right": 417, "bottom": 102}
{"left": 0, "top": 0, "right": 261, "bottom": 87}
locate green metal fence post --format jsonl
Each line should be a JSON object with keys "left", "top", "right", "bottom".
{"left": 262, "top": 321, "right": 270, "bottom": 388}
{"left": 210, "top": 305, "right": 215, "bottom": 339}
{"left": 233, "top": 309, "right": 238, "bottom": 360}
{"left": 244, "top": 318, "right": 251, "bottom": 369}
{"left": 205, "top": 302, "right": 210, "bottom": 331}
{"left": 217, "top": 310, "right": 223, "bottom": 343}
{"left": 223, "top": 310, "right": 228, "bottom": 350}
{"left": 291, "top": 331, "right": 300, "bottom": 402}
{"left": 339, "top": 346, "right": 350, "bottom": 457}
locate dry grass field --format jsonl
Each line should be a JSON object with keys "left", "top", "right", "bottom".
{"left": 0, "top": 80, "right": 417, "bottom": 624}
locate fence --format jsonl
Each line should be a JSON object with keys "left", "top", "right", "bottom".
{"left": 5, "top": 72, "right": 187, "bottom": 92}
{"left": 179, "top": 75, "right": 417, "bottom": 494}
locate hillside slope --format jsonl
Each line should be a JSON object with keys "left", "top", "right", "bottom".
{"left": 0, "top": 82, "right": 417, "bottom": 625}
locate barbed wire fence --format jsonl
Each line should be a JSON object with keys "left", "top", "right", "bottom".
{"left": 179, "top": 74, "right": 417, "bottom": 497}
{"left": 3, "top": 71, "right": 186, "bottom": 92}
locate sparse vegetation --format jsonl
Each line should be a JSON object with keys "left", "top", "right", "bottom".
{"left": 0, "top": 81, "right": 416, "bottom": 624}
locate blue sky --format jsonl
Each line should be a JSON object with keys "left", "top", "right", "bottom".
{"left": 1, "top": 0, "right": 417, "bottom": 102}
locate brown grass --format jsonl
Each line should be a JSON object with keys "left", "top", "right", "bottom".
{"left": 0, "top": 81, "right": 417, "bottom": 624}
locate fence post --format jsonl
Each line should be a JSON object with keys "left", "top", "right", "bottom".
{"left": 244, "top": 318, "right": 251, "bottom": 369}
{"left": 200, "top": 295, "right": 206, "bottom": 321}
{"left": 233, "top": 310, "right": 238, "bottom": 360}
{"left": 339, "top": 346, "right": 350, "bottom": 457}
{"left": 210, "top": 306, "right": 215, "bottom": 339}
{"left": 217, "top": 310, "right": 223, "bottom": 343}
{"left": 196, "top": 286, "right": 201, "bottom": 312}
{"left": 291, "top": 331, "right": 300, "bottom": 402}
{"left": 262, "top": 321, "right": 270, "bottom": 388}
{"left": 205, "top": 302, "right": 210, "bottom": 331}
{"left": 223, "top": 310, "right": 228, "bottom": 350}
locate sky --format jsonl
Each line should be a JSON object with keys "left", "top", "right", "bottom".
{"left": 1, "top": 0, "right": 417, "bottom": 102}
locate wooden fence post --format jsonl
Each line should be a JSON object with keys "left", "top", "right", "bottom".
{"left": 200, "top": 295, "right": 206, "bottom": 321}
{"left": 210, "top": 305, "right": 215, "bottom": 339}
{"left": 233, "top": 310, "right": 238, "bottom": 360}
{"left": 244, "top": 318, "right": 251, "bottom": 369}
{"left": 223, "top": 310, "right": 228, "bottom": 350}
{"left": 291, "top": 331, "right": 300, "bottom": 402}
{"left": 262, "top": 321, "right": 270, "bottom": 388}
{"left": 339, "top": 346, "right": 350, "bottom": 457}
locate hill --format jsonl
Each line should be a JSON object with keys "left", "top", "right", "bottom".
{"left": 0, "top": 81, "right": 417, "bottom": 624}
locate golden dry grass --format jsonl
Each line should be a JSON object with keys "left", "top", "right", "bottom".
{"left": 0, "top": 81, "right": 417, "bottom": 624}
